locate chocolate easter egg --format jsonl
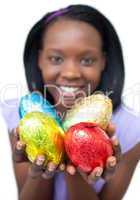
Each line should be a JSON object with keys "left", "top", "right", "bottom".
{"left": 64, "top": 122, "right": 113, "bottom": 172}
{"left": 19, "top": 91, "right": 61, "bottom": 125}
{"left": 19, "top": 111, "right": 64, "bottom": 165}
{"left": 63, "top": 93, "right": 112, "bottom": 131}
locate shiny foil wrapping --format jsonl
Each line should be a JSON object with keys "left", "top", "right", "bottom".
{"left": 19, "top": 91, "right": 61, "bottom": 125}
{"left": 63, "top": 93, "right": 112, "bottom": 131}
{"left": 19, "top": 111, "right": 64, "bottom": 165}
{"left": 64, "top": 122, "right": 113, "bottom": 172}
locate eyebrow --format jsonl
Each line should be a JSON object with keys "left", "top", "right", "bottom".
{"left": 45, "top": 48, "right": 64, "bottom": 53}
{"left": 44, "top": 48, "right": 99, "bottom": 54}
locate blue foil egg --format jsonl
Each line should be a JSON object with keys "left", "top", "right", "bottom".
{"left": 19, "top": 91, "right": 61, "bottom": 125}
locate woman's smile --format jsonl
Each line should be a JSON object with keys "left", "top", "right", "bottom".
{"left": 59, "top": 85, "right": 84, "bottom": 93}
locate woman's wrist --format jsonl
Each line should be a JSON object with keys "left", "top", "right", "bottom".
{"left": 65, "top": 171, "right": 93, "bottom": 188}
{"left": 65, "top": 171, "right": 100, "bottom": 200}
{"left": 19, "top": 175, "right": 54, "bottom": 200}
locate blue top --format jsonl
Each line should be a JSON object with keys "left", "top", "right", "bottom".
{"left": 1, "top": 99, "right": 140, "bottom": 199}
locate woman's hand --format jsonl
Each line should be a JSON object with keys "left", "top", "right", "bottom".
{"left": 13, "top": 121, "right": 122, "bottom": 183}
{"left": 12, "top": 127, "right": 65, "bottom": 180}
{"left": 65, "top": 122, "right": 122, "bottom": 184}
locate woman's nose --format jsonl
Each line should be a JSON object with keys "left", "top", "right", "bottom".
{"left": 60, "top": 63, "right": 82, "bottom": 80}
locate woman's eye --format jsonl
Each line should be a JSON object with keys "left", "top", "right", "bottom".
{"left": 49, "top": 56, "right": 63, "bottom": 65}
{"left": 80, "top": 58, "right": 94, "bottom": 66}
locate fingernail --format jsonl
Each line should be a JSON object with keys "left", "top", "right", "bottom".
{"left": 109, "top": 158, "right": 116, "bottom": 167}
{"left": 47, "top": 162, "right": 57, "bottom": 172}
{"left": 95, "top": 168, "right": 103, "bottom": 177}
{"left": 16, "top": 141, "right": 24, "bottom": 150}
{"left": 59, "top": 164, "right": 65, "bottom": 171}
{"left": 36, "top": 156, "right": 45, "bottom": 166}
{"left": 67, "top": 165, "right": 76, "bottom": 175}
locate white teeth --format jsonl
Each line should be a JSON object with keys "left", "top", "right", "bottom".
{"left": 60, "top": 86, "right": 80, "bottom": 93}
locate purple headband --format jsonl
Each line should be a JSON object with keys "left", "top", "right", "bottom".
{"left": 46, "top": 8, "right": 69, "bottom": 23}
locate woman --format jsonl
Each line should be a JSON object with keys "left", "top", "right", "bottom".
{"left": 2, "top": 4, "right": 140, "bottom": 200}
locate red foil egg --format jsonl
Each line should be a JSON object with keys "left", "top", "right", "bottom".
{"left": 64, "top": 122, "right": 113, "bottom": 172}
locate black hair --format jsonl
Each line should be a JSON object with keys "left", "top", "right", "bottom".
{"left": 23, "top": 4, "right": 125, "bottom": 110}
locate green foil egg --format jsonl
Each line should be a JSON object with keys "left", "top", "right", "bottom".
{"left": 19, "top": 111, "right": 65, "bottom": 165}
{"left": 63, "top": 93, "right": 113, "bottom": 131}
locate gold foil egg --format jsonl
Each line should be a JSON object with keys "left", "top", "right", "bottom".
{"left": 63, "top": 93, "right": 113, "bottom": 131}
{"left": 19, "top": 111, "right": 65, "bottom": 165}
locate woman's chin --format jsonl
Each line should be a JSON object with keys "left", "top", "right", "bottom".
{"left": 51, "top": 88, "right": 90, "bottom": 111}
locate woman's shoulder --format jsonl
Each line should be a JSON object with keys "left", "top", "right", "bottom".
{"left": 0, "top": 98, "right": 20, "bottom": 132}
{"left": 112, "top": 102, "right": 140, "bottom": 127}
{"left": 112, "top": 102, "right": 140, "bottom": 153}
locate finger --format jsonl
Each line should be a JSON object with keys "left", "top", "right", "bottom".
{"left": 42, "top": 162, "right": 57, "bottom": 179}
{"left": 13, "top": 127, "right": 19, "bottom": 140}
{"left": 66, "top": 164, "right": 76, "bottom": 175}
{"left": 88, "top": 167, "right": 103, "bottom": 184}
{"left": 29, "top": 155, "right": 45, "bottom": 178}
{"left": 106, "top": 122, "right": 116, "bottom": 137}
{"left": 58, "top": 163, "right": 66, "bottom": 171}
{"left": 42, "top": 169, "right": 55, "bottom": 179}
{"left": 47, "top": 162, "right": 57, "bottom": 172}
{"left": 102, "top": 156, "right": 117, "bottom": 180}
{"left": 13, "top": 141, "right": 27, "bottom": 162}
{"left": 111, "top": 136, "right": 122, "bottom": 162}
{"left": 77, "top": 167, "right": 88, "bottom": 182}
{"left": 106, "top": 156, "right": 117, "bottom": 169}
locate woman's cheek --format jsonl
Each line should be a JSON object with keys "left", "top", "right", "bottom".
{"left": 84, "top": 68, "right": 102, "bottom": 82}
{"left": 41, "top": 67, "right": 59, "bottom": 82}
{"left": 85, "top": 70, "right": 103, "bottom": 91}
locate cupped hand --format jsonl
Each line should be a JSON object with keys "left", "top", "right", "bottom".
{"left": 12, "top": 127, "right": 65, "bottom": 180}
{"left": 12, "top": 121, "right": 121, "bottom": 183}
{"left": 64, "top": 122, "right": 122, "bottom": 184}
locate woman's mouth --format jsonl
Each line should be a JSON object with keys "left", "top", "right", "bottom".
{"left": 57, "top": 85, "right": 87, "bottom": 108}
{"left": 48, "top": 84, "right": 92, "bottom": 109}
{"left": 59, "top": 86, "right": 82, "bottom": 94}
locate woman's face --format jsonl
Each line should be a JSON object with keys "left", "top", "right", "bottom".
{"left": 38, "top": 19, "right": 106, "bottom": 111}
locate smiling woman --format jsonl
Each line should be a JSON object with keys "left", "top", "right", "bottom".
{"left": 24, "top": 4, "right": 124, "bottom": 112}
{"left": 2, "top": 3, "right": 140, "bottom": 200}
{"left": 38, "top": 19, "right": 106, "bottom": 110}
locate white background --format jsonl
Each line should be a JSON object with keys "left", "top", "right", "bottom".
{"left": 0, "top": 0, "right": 140, "bottom": 199}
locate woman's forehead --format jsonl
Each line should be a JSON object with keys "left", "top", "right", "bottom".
{"left": 42, "top": 19, "right": 103, "bottom": 50}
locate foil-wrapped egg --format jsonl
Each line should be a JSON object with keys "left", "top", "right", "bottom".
{"left": 64, "top": 122, "right": 113, "bottom": 172}
{"left": 19, "top": 111, "right": 64, "bottom": 165}
{"left": 63, "top": 93, "right": 112, "bottom": 131}
{"left": 19, "top": 91, "right": 61, "bottom": 125}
